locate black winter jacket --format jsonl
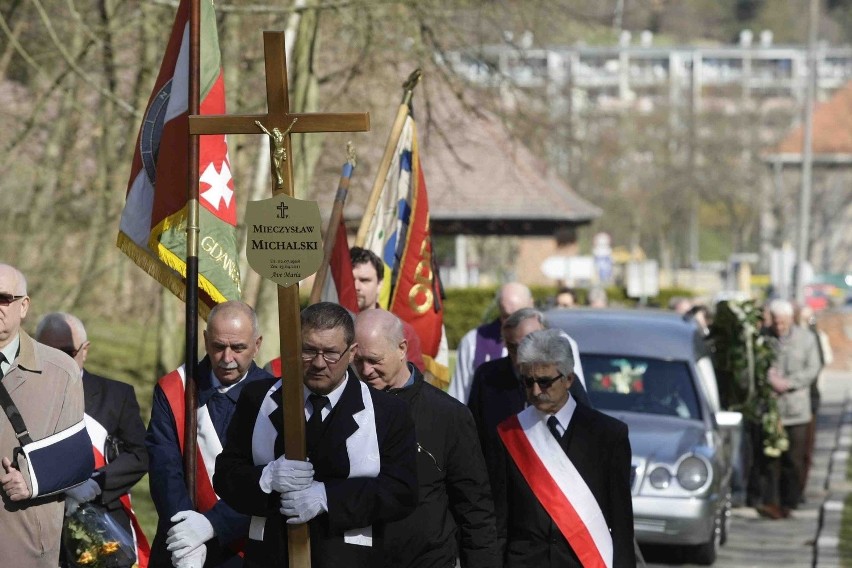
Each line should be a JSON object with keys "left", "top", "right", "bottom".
{"left": 384, "top": 364, "right": 501, "bottom": 568}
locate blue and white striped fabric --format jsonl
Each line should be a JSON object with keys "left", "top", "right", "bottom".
{"left": 362, "top": 115, "right": 416, "bottom": 308}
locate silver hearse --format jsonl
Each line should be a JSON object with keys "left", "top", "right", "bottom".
{"left": 547, "top": 308, "right": 741, "bottom": 565}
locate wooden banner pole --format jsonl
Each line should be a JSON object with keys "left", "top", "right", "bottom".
{"left": 354, "top": 69, "right": 421, "bottom": 247}
{"left": 309, "top": 144, "right": 356, "bottom": 304}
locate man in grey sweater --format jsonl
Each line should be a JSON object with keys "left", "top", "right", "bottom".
{"left": 761, "top": 299, "right": 822, "bottom": 519}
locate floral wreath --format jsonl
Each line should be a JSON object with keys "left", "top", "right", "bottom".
{"left": 712, "top": 300, "right": 788, "bottom": 457}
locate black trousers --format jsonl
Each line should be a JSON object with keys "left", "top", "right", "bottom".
{"left": 758, "top": 423, "right": 809, "bottom": 509}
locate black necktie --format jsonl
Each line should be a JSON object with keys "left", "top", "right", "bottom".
{"left": 0, "top": 352, "right": 6, "bottom": 380}
{"left": 547, "top": 415, "right": 562, "bottom": 442}
{"left": 306, "top": 394, "right": 329, "bottom": 451}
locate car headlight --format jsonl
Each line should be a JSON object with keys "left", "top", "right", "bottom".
{"left": 648, "top": 467, "right": 672, "bottom": 489}
{"left": 676, "top": 455, "right": 710, "bottom": 490}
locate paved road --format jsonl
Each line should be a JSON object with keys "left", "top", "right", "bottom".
{"left": 642, "top": 369, "right": 852, "bottom": 567}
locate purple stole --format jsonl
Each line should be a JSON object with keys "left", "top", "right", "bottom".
{"left": 473, "top": 319, "right": 504, "bottom": 369}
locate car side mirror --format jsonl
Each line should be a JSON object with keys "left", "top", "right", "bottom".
{"left": 715, "top": 410, "right": 743, "bottom": 428}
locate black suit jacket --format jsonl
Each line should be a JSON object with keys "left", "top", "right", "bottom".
{"left": 214, "top": 374, "right": 418, "bottom": 568}
{"left": 83, "top": 370, "right": 148, "bottom": 527}
{"left": 492, "top": 404, "right": 635, "bottom": 568}
{"left": 468, "top": 357, "right": 590, "bottom": 488}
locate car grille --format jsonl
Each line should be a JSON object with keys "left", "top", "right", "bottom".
{"left": 635, "top": 518, "right": 667, "bottom": 533}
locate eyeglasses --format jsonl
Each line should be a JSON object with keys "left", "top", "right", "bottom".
{"left": 521, "top": 373, "right": 564, "bottom": 389}
{"left": 0, "top": 294, "right": 25, "bottom": 306}
{"left": 59, "top": 343, "right": 85, "bottom": 358}
{"left": 301, "top": 347, "right": 348, "bottom": 364}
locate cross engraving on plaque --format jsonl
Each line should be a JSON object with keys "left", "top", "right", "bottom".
{"left": 276, "top": 202, "right": 289, "bottom": 218}
{"left": 188, "top": 31, "right": 369, "bottom": 568}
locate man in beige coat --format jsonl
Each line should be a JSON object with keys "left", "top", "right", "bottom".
{"left": 0, "top": 264, "right": 88, "bottom": 567}
{"left": 759, "top": 299, "right": 822, "bottom": 519}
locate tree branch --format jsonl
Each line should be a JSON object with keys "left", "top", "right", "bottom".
{"left": 29, "top": 0, "right": 137, "bottom": 116}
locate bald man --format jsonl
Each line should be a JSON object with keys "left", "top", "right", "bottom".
{"left": 354, "top": 309, "right": 499, "bottom": 567}
{"left": 146, "top": 301, "right": 273, "bottom": 568}
{"left": 36, "top": 313, "right": 150, "bottom": 565}
{"left": 449, "top": 283, "right": 534, "bottom": 404}
{"left": 0, "top": 264, "right": 92, "bottom": 568}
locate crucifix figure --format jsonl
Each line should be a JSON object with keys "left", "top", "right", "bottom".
{"left": 256, "top": 118, "right": 298, "bottom": 189}
{"left": 189, "top": 31, "right": 369, "bottom": 568}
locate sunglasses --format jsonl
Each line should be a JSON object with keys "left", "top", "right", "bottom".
{"left": 0, "top": 294, "right": 25, "bottom": 306}
{"left": 521, "top": 373, "right": 564, "bottom": 389}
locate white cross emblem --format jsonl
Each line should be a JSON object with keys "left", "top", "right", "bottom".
{"left": 199, "top": 161, "right": 234, "bottom": 211}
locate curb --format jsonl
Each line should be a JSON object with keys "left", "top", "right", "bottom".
{"left": 815, "top": 398, "right": 852, "bottom": 567}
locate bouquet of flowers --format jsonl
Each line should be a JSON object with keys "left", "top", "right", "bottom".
{"left": 63, "top": 502, "right": 137, "bottom": 568}
{"left": 592, "top": 358, "right": 646, "bottom": 394}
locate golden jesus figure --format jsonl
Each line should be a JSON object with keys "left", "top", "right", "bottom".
{"left": 255, "top": 118, "right": 298, "bottom": 189}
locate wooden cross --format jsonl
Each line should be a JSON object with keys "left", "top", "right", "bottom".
{"left": 189, "top": 31, "right": 369, "bottom": 567}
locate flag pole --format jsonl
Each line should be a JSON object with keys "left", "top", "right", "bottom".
{"left": 309, "top": 143, "right": 356, "bottom": 305}
{"left": 183, "top": 0, "right": 201, "bottom": 506}
{"left": 355, "top": 68, "right": 421, "bottom": 247}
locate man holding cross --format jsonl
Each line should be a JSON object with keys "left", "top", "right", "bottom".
{"left": 213, "top": 302, "right": 418, "bottom": 568}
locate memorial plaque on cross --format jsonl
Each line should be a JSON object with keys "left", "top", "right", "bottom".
{"left": 188, "top": 31, "right": 369, "bottom": 567}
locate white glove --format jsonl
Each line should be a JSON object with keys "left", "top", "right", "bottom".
{"left": 172, "top": 542, "right": 206, "bottom": 568}
{"left": 166, "top": 510, "right": 215, "bottom": 560}
{"left": 259, "top": 456, "right": 314, "bottom": 494}
{"left": 280, "top": 481, "right": 328, "bottom": 524}
{"left": 65, "top": 478, "right": 102, "bottom": 516}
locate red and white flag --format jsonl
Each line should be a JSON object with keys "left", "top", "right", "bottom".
{"left": 117, "top": 0, "right": 241, "bottom": 315}
{"left": 321, "top": 216, "right": 359, "bottom": 313}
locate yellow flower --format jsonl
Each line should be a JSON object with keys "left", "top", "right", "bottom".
{"left": 77, "top": 550, "right": 96, "bottom": 565}
{"left": 101, "top": 540, "right": 120, "bottom": 554}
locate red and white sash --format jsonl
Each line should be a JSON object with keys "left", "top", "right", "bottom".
{"left": 498, "top": 406, "right": 613, "bottom": 568}
{"left": 159, "top": 366, "right": 246, "bottom": 556}
{"left": 84, "top": 413, "right": 150, "bottom": 568}
{"left": 158, "top": 366, "right": 223, "bottom": 514}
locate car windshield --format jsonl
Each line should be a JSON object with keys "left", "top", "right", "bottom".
{"left": 581, "top": 354, "right": 702, "bottom": 420}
